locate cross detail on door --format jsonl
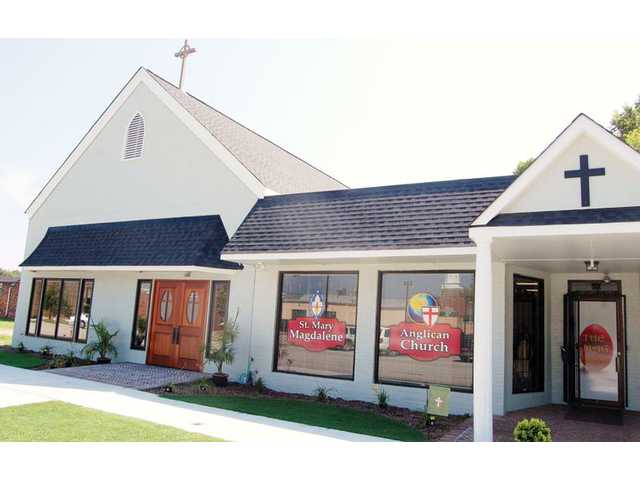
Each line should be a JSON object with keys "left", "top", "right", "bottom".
{"left": 434, "top": 397, "right": 443, "bottom": 407}
{"left": 563, "top": 154, "right": 605, "bottom": 207}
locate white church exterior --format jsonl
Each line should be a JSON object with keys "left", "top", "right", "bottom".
{"left": 12, "top": 67, "right": 640, "bottom": 441}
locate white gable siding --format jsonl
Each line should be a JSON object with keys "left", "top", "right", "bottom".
{"left": 25, "top": 82, "right": 258, "bottom": 257}
{"left": 504, "top": 134, "right": 640, "bottom": 214}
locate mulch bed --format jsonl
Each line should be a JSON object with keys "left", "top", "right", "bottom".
{"left": 147, "top": 378, "right": 468, "bottom": 440}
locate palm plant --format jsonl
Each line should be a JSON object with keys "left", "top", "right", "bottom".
{"left": 81, "top": 321, "right": 119, "bottom": 363}
{"left": 205, "top": 310, "right": 239, "bottom": 386}
{"left": 210, "top": 316, "right": 239, "bottom": 374}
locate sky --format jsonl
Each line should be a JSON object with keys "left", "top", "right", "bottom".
{"left": 2, "top": 38, "right": 640, "bottom": 269}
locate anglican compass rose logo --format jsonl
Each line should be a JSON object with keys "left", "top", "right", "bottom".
{"left": 310, "top": 290, "right": 325, "bottom": 319}
{"left": 406, "top": 293, "right": 439, "bottom": 326}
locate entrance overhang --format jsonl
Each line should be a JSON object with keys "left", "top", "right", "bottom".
{"left": 470, "top": 222, "right": 640, "bottom": 273}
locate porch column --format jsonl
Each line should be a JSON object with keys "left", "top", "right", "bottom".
{"left": 473, "top": 237, "right": 494, "bottom": 441}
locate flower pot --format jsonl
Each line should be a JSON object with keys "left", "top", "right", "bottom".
{"left": 96, "top": 357, "right": 111, "bottom": 365}
{"left": 211, "top": 372, "right": 228, "bottom": 387}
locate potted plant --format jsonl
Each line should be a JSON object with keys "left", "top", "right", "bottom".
{"left": 205, "top": 314, "right": 239, "bottom": 387}
{"left": 81, "top": 321, "right": 118, "bottom": 364}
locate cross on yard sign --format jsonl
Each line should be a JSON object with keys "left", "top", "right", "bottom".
{"left": 427, "top": 385, "right": 450, "bottom": 416}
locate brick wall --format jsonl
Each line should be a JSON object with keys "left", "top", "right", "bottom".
{"left": 0, "top": 280, "right": 20, "bottom": 320}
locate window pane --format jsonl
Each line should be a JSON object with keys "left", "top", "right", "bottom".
{"left": 56, "top": 280, "right": 80, "bottom": 340}
{"left": 377, "top": 272, "right": 474, "bottom": 389}
{"left": 160, "top": 290, "right": 172, "bottom": 321}
{"left": 275, "top": 273, "right": 358, "bottom": 379}
{"left": 77, "top": 280, "right": 94, "bottom": 342}
{"left": 186, "top": 291, "right": 199, "bottom": 324}
{"left": 131, "top": 280, "right": 151, "bottom": 349}
{"left": 207, "top": 282, "right": 230, "bottom": 356}
{"left": 40, "top": 280, "right": 62, "bottom": 337}
{"left": 27, "top": 279, "right": 43, "bottom": 336}
{"left": 513, "top": 276, "right": 544, "bottom": 394}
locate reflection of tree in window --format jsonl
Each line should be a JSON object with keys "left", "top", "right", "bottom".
{"left": 131, "top": 280, "right": 151, "bottom": 350}
{"left": 40, "top": 280, "right": 62, "bottom": 337}
{"left": 207, "top": 282, "right": 230, "bottom": 357}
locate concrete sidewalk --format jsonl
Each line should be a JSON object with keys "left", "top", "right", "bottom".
{"left": 0, "top": 364, "right": 388, "bottom": 442}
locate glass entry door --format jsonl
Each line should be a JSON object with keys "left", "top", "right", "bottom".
{"left": 564, "top": 290, "right": 625, "bottom": 408}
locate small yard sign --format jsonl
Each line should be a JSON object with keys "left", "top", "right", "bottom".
{"left": 427, "top": 385, "right": 450, "bottom": 416}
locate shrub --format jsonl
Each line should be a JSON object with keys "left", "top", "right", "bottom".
{"left": 39, "top": 345, "right": 53, "bottom": 357}
{"left": 61, "top": 350, "right": 76, "bottom": 367}
{"left": 422, "top": 411, "right": 437, "bottom": 428}
{"left": 197, "top": 378, "right": 209, "bottom": 393}
{"left": 376, "top": 388, "right": 389, "bottom": 410}
{"left": 313, "top": 386, "right": 333, "bottom": 403}
{"left": 254, "top": 377, "right": 266, "bottom": 394}
{"left": 81, "top": 322, "right": 118, "bottom": 360}
{"left": 513, "top": 418, "right": 552, "bottom": 442}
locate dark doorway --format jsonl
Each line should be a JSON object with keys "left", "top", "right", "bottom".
{"left": 513, "top": 275, "right": 545, "bottom": 394}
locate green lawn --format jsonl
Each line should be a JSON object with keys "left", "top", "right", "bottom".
{"left": 0, "top": 401, "right": 222, "bottom": 442}
{"left": 164, "top": 394, "right": 425, "bottom": 441}
{"left": 0, "top": 319, "right": 13, "bottom": 346}
{"left": 0, "top": 350, "right": 47, "bottom": 369}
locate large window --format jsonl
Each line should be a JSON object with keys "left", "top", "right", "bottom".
{"left": 274, "top": 272, "right": 358, "bottom": 380}
{"left": 206, "top": 281, "right": 231, "bottom": 357}
{"left": 26, "top": 278, "right": 94, "bottom": 343}
{"left": 131, "top": 280, "right": 152, "bottom": 350}
{"left": 376, "top": 271, "right": 474, "bottom": 390}
{"left": 513, "top": 275, "right": 544, "bottom": 394}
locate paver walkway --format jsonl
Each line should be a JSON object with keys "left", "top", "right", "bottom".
{"left": 51, "top": 362, "right": 208, "bottom": 389}
{"left": 0, "top": 364, "right": 388, "bottom": 442}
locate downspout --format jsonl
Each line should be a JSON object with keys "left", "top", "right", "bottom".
{"left": 245, "top": 264, "right": 258, "bottom": 379}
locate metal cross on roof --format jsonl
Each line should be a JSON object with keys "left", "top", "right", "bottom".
{"left": 174, "top": 39, "right": 197, "bottom": 90}
{"left": 564, "top": 154, "right": 606, "bottom": 207}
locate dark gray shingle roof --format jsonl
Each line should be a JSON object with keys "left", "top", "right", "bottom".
{"left": 223, "top": 176, "right": 515, "bottom": 253}
{"left": 21, "top": 215, "right": 241, "bottom": 270}
{"left": 486, "top": 206, "right": 640, "bottom": 227}
{"left": 146, "top": 70, "right": 347, "bottom": 194}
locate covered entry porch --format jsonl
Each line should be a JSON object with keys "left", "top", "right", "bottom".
{"left": 470, "top": 220, "right": 640, "bottom": 441}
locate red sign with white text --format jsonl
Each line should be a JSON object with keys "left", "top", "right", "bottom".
{"left": 288, "top": 317, "right": 346, "bottom": 352}
{"left": 389, "top": 322, "right": 462, "bottom": 361}
{"left": 580, "top": 323, "right": 614, "bottom": 371}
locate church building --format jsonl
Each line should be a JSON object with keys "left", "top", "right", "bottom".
{"left": 12, "top": 60, "right": 640, "bottom": 441}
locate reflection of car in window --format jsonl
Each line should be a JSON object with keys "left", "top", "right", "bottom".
{"left": 379, "top": 327, "right": 390, "bottom": 350}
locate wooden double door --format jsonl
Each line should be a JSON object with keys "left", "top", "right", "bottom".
{"left": 147, "top": 280, "right": 209, "bottom": 371}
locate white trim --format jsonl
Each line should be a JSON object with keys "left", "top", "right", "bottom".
{"left": 221, "top": 246, "right": 477, "bottom": 262}
{"left": 25, "top": 68, "right": 268, "bottom": 218}
{"left": 22, "top": 265, "right": 240, "bottom": 275}
{"left": 470, "top": 221, "right": 640, "bottom": 241}
{"left": 473, "top": 114, "right": 640, "bottom": 226}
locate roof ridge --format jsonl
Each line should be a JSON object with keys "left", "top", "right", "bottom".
{"left": 47, "top": 214, "right": 222, "bottom": 231}
{"left": 144, "top": 68, "right": 348, "bottom": 190}
{"left": 258, "top": 175, "right": 516, "bottom": 202}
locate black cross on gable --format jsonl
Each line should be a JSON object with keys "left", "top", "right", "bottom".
{"left": 564, "top": 154, "right": 606, "bottom": 207}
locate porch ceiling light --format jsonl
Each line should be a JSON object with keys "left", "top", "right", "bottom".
{"left": 585, "top": 260, "right": 599, "bottom": 272}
